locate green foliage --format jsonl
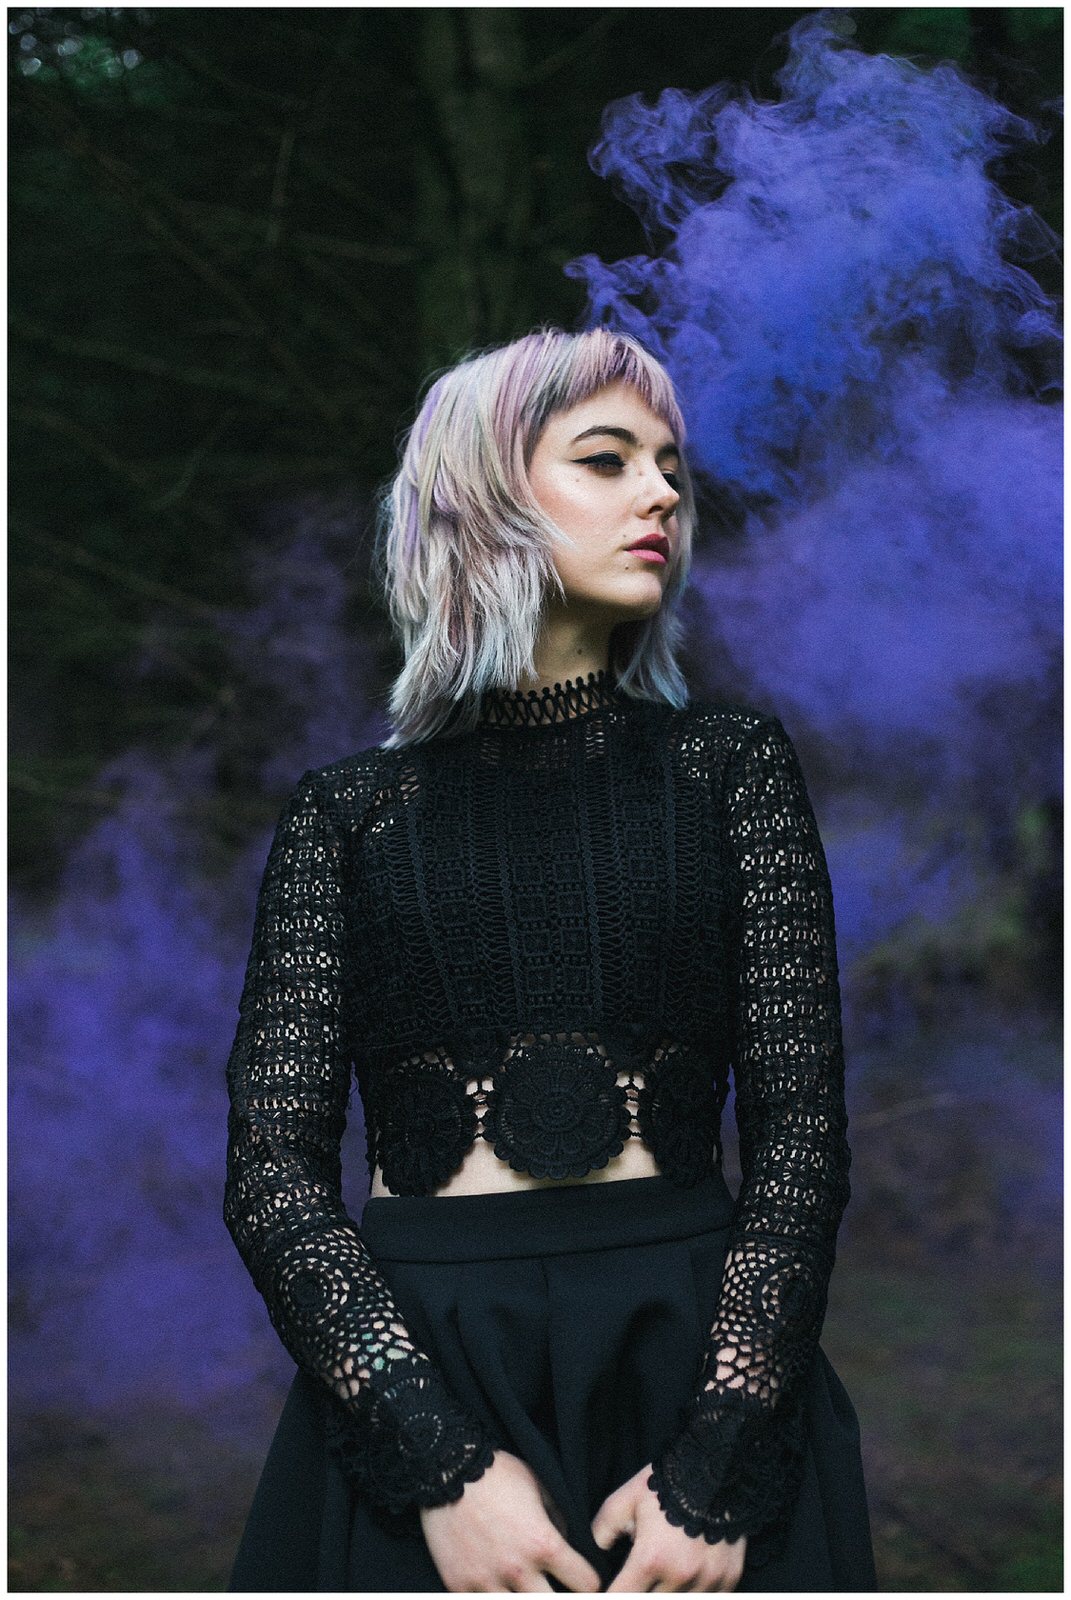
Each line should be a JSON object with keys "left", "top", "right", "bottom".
{"left": 879, "top": 7, "right": 973, "bottom": 62}
{"left": 8, "top": 1407, "right": 253, "bottom": 1591}
{"left": 988, "top": 1504, "right": 1063, "bottom": 1593}
{"left": 1003, "top": 8, "right": 1061, "bottom": 47}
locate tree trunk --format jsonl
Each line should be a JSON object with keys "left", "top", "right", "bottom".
{"left": 414, "top": 10, "right": 535, "bottom": 366}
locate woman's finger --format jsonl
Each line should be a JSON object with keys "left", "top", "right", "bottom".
{"left": 546, "top": 1538, "right": 603, "bottom": 1594}
{"left": 605, "top": 1556, "right": 653, "bottom": 1592}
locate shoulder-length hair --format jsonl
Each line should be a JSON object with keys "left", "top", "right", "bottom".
{"left": 371, "top": 325, "right": 697, "bottom": 747}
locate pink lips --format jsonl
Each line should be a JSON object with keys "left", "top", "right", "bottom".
{"left": 627, "top": 531, "right": 671, "bottom": 562}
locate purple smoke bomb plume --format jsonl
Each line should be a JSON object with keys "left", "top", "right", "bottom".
{"left": 566, "top": 8, "right": 1061, "bottom": 971}
{"left": 10, "top": 511, "right": 381, "bottom": 1415}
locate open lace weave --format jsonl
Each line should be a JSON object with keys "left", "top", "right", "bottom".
{"left": 223, "top": 677, "right": 851, "bottom": 1561}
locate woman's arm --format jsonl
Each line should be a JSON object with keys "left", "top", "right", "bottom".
{"left": 223, "top": 767, "right": 498, "bottom": 1516}
{"left": 646, "top": 715, "right": 852, "bottom": 1563}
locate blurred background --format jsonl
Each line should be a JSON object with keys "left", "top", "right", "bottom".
{"left": 8, "top": 6, "right": 1062, "bottom": 1591}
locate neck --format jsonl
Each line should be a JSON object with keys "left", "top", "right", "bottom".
{"left": 516, "top": 653, "right": 611, "bottom": 696}
{"left": 517, "top": 616, "right": 616, "bottom": 697}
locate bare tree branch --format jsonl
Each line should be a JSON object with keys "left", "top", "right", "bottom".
{"left": 293, "top": 249, "right": 413, "bottom": 383}
{"left": 11, "top": 317, "right": 292, "bottom": 405}
{"left": 522, "top": 11, "right": 620, "bottom": 87}
{"left": 17, "top": 525, "right": 224, "bottom": 624}
{"left": 871, "top": 1494, "right": 991, "bottom": 1583}
{"left": 177, "top": 198, "right": 418, "bottom": 265}
{"left": 19, "top": 82, "right": 354, "bottom": 445}
{"left": 294, "top": 147, "right": 413, "bottom": 237}
{"left": 8, "top": 769, "right": 120, "bottom": 810}
{"left": 165, "top": 38, "right": 311, "bottom": 112}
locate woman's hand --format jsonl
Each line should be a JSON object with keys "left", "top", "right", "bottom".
{"left": 591, "top": 1461, "right": 747, "bottom": 1592}
{"left": 419, "top": 1448, "right": 603, "bottom": 1593}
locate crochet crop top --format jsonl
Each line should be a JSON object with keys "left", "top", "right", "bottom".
{"left": 223, "top": 667, "right": 852, "bottom": 1565}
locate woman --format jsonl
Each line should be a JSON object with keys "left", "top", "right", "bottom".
{"left": 224, "top": 326, "right": 877, "bottom": 1592}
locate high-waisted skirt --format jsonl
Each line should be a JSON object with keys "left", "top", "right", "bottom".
{"left": 228, "top": 1170, "right": 877, "bottom": 1592}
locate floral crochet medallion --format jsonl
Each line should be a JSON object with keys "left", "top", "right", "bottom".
{"left": 369, "top": 1027, "right": 725, "bottom": 1195}
{"left": 323, "top": 1365, "right": 500, "bottom": 1526}
{"left": 634, "top": 1044, "right": 724, "bottom": 1185}
{"left": 372, "top": 1060, "right": 479, "bottom": 1196}
{"left": 482, "top": 1035, "right": 631, "bottom": 1179}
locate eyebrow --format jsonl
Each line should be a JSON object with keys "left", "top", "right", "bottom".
{"left": 570, "top": 425, "right": 680, "bottom": 460}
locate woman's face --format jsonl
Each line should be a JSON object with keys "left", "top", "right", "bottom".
{"left": 526, "top": 379, "right": 682, "bottom": 627}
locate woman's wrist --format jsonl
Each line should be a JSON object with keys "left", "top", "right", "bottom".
{"left": 323, "top": 1360, "right": 500, "bottom": 1515}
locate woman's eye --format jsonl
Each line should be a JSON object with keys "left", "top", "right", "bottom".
{"left": 575, "top": 453, "right": 681, "bottom": 491}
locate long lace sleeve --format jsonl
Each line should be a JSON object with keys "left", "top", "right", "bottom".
{"left": 223, "top": 768, "right": 498, "bottom": 1516}
{"left": 647, "top": 716, "right": 852, "bottom": 1564}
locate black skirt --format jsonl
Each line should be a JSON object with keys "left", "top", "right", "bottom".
{"left": 229, "top": 1171, "right": 877, "bottom": 1593}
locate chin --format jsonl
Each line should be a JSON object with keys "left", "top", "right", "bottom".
{"left": 629, "top": 581, "right": 667, "bottom": 611}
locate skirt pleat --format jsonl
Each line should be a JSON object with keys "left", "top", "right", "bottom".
{"left": 229, "top": 1171, "right": 877, "bottom": 1593}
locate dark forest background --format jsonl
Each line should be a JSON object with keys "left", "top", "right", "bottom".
{"left": 9, "top": 5, "right": 1062, "bottom": 891}
{"left": 9, "top": 7, "right": 1063, "bottom": 1592}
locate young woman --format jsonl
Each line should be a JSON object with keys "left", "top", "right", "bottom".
{"left": 224, "top": 326, "right": 877, "bottom": 1593}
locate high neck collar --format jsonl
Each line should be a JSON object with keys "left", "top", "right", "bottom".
{"left": 477, "top": 667, "right": 622, "bottom": 729}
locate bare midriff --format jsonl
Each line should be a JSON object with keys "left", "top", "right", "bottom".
{"left": 369, "top": 1134, "right": 663, "bottom": 1198}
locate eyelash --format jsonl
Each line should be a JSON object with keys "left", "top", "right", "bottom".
{"left": 576, "top": 452, "right": 681, "bottom": 490}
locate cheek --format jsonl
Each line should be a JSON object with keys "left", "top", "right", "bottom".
{"left": 537, "top": 473, "right": 612, "bottom": 532}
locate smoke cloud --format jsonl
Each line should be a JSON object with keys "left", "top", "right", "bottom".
{"left": 567, "top": 8, "right": 1061, "bottom": 969}
{"left": 10, "top": 510, "right": 380, "bottom": 1416}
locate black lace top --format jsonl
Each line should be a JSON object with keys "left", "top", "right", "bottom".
{"left": 223, "top": 667, "right": 852, "bottom": 1563}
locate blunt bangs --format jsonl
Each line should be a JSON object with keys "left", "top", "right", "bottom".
{"left": 518, "top": 330, "right": 687, "bottom": 465}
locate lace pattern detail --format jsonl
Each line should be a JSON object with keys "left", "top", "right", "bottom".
{"left": 223, "top": 701, "right": 851, "bottom": 1546}
{"left": 646, "top": 1385, "right": 807, "bottom": 1563}
{"left": 364, "top": 1029, "right": 725, "bottom": 1195}
{"left": 371, "top": 1060, "right": 481, "bottom": 1195}
{"left": 223, "top": 772, "right": 496, "bottom": 1512}
{"left": 477, "top": 665, "right": 621, "bottom": 727}
{"left": 648, "top": 716, "right": 851, "bottom": 1562}
{"left": 483, "top": 1034, "right": 631, "bottom": 1178}
{"left": 323, "top": 1365, "right": 499, "bottom": 1519}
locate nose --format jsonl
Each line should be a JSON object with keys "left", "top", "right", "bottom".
{"left": 636, "top": 459, "right": 680, "bottom": 518}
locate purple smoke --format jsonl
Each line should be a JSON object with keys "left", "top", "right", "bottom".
{"left": 570, "top": 9, "right": 1059, "bottom": 495}
{"left": 567, "top": 7, "right": 1061, "bottom": 973}
{"left": 9, "top": 507, "right": 381, "bottom": 1416}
